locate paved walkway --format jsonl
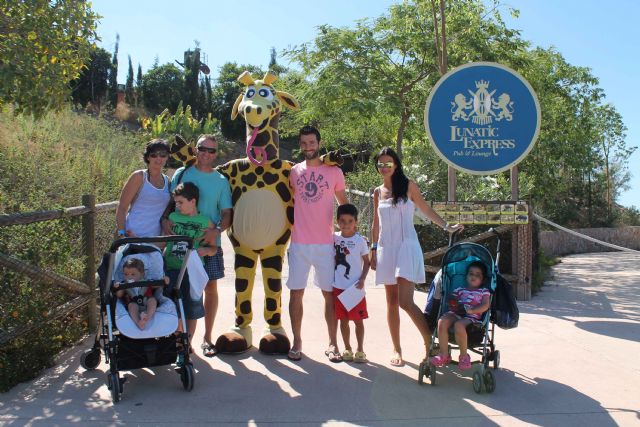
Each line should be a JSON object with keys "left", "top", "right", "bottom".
{"left": 1, "top": 241, "right": 639, "bottom": 426}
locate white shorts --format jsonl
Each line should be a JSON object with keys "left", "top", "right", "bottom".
{"left": 286, "top": 243, "right": 335, "bottom": 292}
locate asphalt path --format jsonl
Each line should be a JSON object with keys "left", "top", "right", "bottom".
{"left": 1, "top": 239, "right": 638, "bottom": 426}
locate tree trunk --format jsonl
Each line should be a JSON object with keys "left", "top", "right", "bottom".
{"left": 396, "top": 107, "right": 410, "bottom": 159}
{"left": 605, "top": 155, "right": 611, "bottom": 218}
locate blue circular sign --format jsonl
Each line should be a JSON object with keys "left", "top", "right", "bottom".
{"left": 424, "top": 62, "right": 541, "bottom": 175}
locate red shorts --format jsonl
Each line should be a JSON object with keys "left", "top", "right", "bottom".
{"left": 333, "top": 287, "right": 368, "bottom": 321}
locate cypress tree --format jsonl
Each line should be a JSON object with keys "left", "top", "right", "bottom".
{"left": 108, "top": 33, "right": 119, "bottom": 107}
{"left": 125, "top": 55, "right": 134, "bottom": 104}
{"left": 136, "top": 64, "right": 143, "bottom": 106}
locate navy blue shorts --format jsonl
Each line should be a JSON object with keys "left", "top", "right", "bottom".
{"left": 203, "top": 248, "right": 225, "bottom": 281}
{"left": 166, "top": 269, "right": 205, "bottom": 320}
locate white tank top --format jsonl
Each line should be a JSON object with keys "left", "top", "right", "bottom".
{"left": 125, "top": 170, "right": 170, "bottom": 237}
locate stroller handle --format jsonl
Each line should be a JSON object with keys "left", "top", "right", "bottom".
{"left": 108, "top": 235, "right": 195, "bottom": 253}
{"left": 448, "top": 228, "right": 464, "bottom": 248}
{"left": 110, "top": 279, "right": 167, "bottom": 292}
{"left": 488, "top": 228, "right": 502, "bottom": 268}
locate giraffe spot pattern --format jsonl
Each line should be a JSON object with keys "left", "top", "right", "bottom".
{"left": 235, "top": 278, "right": 249, "bottom": 293}
{"left": 241, "top": 173, "right": 257, "bottom": 186}
{"left": 267, "top": 313, "right": 281, "bottom": 326}
{"left": 276, "top": 182, "right": 291, "bottom": 202}
{"left": 265, "top": 297, "right": 277, "bottom": 312}
{"left": 240, "top": 300, "right": 252, "bottom": 314}
{"left": 267, "top": 278, "right": 282, "bottom": 293}
{"left": 236, "top": 316, "right": 244, "bottom": 326}
{"left": 261, "top": 255, "right": 283, "bottom": 272}
{"left": 275, "top": 229, "right": 291, "bottom": 246}
{"left": 232, "top": 187, "right": 243, "bottom": 205}
{"left": 255, "top": 166, "right": 264, "bottom": 175}
{"left": 238, "top": 161, "right": 251, "bottom": 173}
{"left": 287, "top": 206, "right": 294, "bottom": 225}
{"left": 263, "top": 172, "right": 279, "bottom": 185}
{"left": 235, "top": 255, "right": 255, "bottom": 270}
{"left": 229, "top": 233, "right": 240, "bottom": 247}
{"left": 265, "top": 145, "right": 277, "bottom": 160}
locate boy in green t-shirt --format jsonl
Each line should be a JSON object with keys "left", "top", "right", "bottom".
{"left": 165, "top": 182, "right": 216, "bottom": 268}
{"left": 165, "top": 182, "right": 216, "bottom": 352}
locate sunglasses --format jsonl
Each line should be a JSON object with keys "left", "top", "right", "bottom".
{"left": 376, "top": 161, "right": 394, "bottom": 169}
{"left": 148, "top": 152, "right": 168, "bottom": 158}
{"left": 197, "top": 146, "right": 217, "bottom": 154}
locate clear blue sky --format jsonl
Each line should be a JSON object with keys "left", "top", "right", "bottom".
{"left": 94, "top": 0, "right": 639, "bottom": 208}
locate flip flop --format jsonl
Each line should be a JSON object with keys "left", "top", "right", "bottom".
{"left": 287, "top": 349, "right": 302, "bottom": 361}
{"left": 325, "top": 348, "right": 343, "bottom": 363}
{"left": 201, "top": 341, "right": 217, "bottom": 358}
{"left": 390, "top": 352, "right": 404, "bottom": 367}
{"left": 342, "top": 349, "right": 354, "bottom": 362}
{"left": 354, "top": 351, "right": 367, "bottom": 363}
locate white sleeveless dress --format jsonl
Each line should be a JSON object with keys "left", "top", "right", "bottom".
{"left": 375, "top": 197, "right": 426, "bottom": 285}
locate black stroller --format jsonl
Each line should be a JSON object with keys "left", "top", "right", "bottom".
{"left": 80, "top": 236, "right": 195, "bottom": 403}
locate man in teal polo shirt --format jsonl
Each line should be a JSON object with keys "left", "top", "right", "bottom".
{"left": 163, "top": 134, "right": 232, "bottom": 357}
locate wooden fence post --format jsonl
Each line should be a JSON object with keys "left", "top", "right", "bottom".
{"left": 82, "top": 194, "right": 97, "bottom": 330}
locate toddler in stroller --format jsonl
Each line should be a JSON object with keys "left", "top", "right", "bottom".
{"left": 419, "top": 240, "right": 500, "bottom": 394}
{"left": 81, "top": 236, "right": 197, "bottom": 403}
{"left": 430, "top": 261, "right": 490, "bottom": 370}
{"left": 113, "top": 258, "right": 169, "bottom": 330}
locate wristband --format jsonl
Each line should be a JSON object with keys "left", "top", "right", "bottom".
{"left": 371, "top": 243, "right": 378, "bottom": 250}
{"left": 117, "top": 229, "right": 126, "bottom": 237}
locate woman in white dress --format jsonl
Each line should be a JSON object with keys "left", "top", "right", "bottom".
{"left": 370, "top": 147, "right": 462, "bottom": 367}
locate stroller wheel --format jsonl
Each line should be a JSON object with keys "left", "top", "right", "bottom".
{"left": 418, "top": 360, "right": 430, "bottom": 385}
{"left": 107, "top": 372, "right": 122, "bottom": 403}
{"left": 181, "top": 363, "right": 195, "bottom": 391}
{"left": 483, "top": 369, "right": 496, "bottom": 393}
{"left": 80, "top": 348, "right": 101, "bottom": 371}
{"left": 493, "top": 350, "right": 500, "bottom": 370}
{"left": 472, "top": 371, "right": 483, "bottom": 394}
{"left": 429, "top": 366, "right": 437, "bottom": 386}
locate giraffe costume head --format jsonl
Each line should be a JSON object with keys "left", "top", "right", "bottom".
{"left": 231, "top": 71, "right": 299, "bottom": 165}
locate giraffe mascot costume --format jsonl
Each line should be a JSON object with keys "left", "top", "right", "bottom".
{"left": 210, "top": 70, "right": 296, "bottom": 354}
{"left": 214, "top": 70, "right": 342, "bottom": 354}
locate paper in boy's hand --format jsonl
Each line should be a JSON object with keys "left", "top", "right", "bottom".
{"left": 338, "top": 283, "right": 366, "bottom": 312}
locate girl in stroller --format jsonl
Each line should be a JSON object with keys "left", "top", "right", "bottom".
{"left": 430, "top": 261, "right": 490, "bottom": 370}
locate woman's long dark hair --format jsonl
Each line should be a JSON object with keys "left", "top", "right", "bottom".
{"left": 375, "top": 147, "right": 409, "bottom": 206}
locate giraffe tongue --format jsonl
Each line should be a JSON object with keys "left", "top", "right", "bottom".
{"left": 246, "top": 127, "right": 266, "bottom": 166}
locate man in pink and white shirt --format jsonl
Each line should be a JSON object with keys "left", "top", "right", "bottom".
{"left": 286, "top": 125, "right": 347, "bottom": 362}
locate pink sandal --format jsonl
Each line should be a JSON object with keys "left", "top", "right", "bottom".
{"left": 458, "top": 354, "right": 472, "bottom": 370}
{"left": 429, "top": 354, "right": 451, "bottom": 367}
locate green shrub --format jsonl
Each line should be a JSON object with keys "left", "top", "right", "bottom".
{"left": 0, "top": 108, "right": 143, "bottom": 391}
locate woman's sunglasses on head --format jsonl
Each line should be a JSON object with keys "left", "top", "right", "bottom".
{"left": 377, "top": 161, "right": 394, "bottom": 169}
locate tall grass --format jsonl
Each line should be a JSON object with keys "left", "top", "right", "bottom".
{"left": 0, "top": 108, "right": 145, "bottom": 391}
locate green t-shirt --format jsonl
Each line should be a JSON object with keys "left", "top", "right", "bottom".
{"left": 171, "top": 166, "right": 232, "bottom": 246}
{"left": 165, "top": 212, "right": 210, "bottom": 270}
